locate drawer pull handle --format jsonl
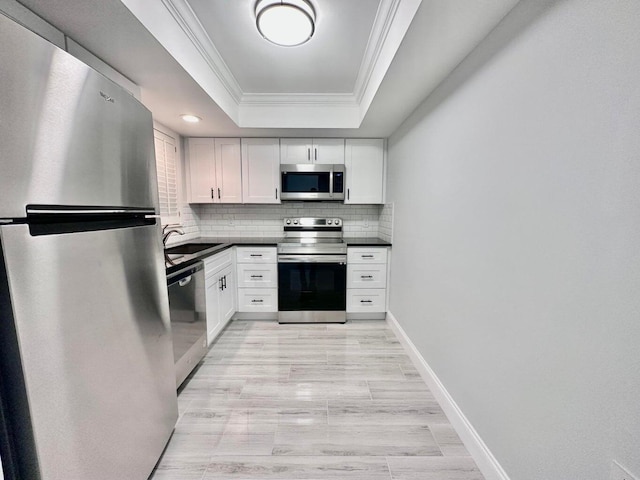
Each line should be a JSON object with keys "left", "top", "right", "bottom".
{"left": 360, "top": 300, "right": 373, "bottom": 304}
{"left": 250, "top": 254, "right": 263, "bottom": 257}
{"left": 250, "top": 275, "right": 263, "bottom": 279}
{"left": 361, "top": 255, "right": 374, "bottom": 258}
{"left": 251, "top": 299, "right": 264, "bottom": 303}
{"left": 361, "top": 275, "right": 373, "bottom": 279}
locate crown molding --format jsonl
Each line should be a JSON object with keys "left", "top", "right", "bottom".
{"left": 354, "top": 0, "right": 423, "bottom": 117}
{"left": 241, "top": 92, "right": 357, "bottom": 106}
{"left": 162, "top": 0, "right": 243, "bottom": 103}
{"left": 353, "top": 0, "right": 402, "bottom": 104}
{"left": 124, "top": 0, "right": 422, "bottom": 128}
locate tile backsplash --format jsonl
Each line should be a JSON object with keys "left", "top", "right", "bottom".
{"left": 194, "top": 203, "right": 383, "bottom": 238}
{"left": 166, "top": 202, "right": 393, "bottom": 244}
{"left": 378, "top": 203, "right": 394, "bottom": 243}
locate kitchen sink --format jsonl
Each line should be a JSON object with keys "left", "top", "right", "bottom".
{"left": 164, "top": 243, "right": 221, "bottom": 255}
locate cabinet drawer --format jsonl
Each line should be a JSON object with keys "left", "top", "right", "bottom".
{"left": 347, "top": 247, "right": 388, "bottom": 264}
{"left": 236, "top": 263, "right": 277, "bottom": 288}
{"left": 347, "top": 288, "right": 386, "bottom": 313}
{"left": 347, "top": 264, "right": 387, "bottom": 289}
{"left": 237, "top": 288, "right": 278, "bottom": 312}
{"left": 236, "top": 247, "right": 277, "bottom": 264}
{"left": 204, "top": 249, "right": 233, "bottom": 278}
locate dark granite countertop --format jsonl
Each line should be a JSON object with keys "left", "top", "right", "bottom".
{"left": 164, "top": 236, "right": 391, "bottom": 276}
{"left": 198, "top": 237, "right": 284, "bottom": 246}
{"left": 343, "top": 237, "right": 392, "bottom": 247}
{"left": 164, "top": 238, "right": 284, "bottom": 276}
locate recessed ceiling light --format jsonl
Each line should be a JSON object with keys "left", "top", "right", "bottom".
{"left": 255, "top": 0, "right": 316, "bottom": 47}
{"left": 181, "top": 114, "right": 201, "bottom": 123}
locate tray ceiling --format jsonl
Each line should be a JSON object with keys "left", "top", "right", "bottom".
{"left": 120, "top": 0, "right": 423, "bottom": 128}
{"left": 14, "top": 0, "right": 521, "bottom": 137}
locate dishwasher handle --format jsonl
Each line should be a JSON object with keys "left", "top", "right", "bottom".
{"left": 167, "top": 261, "right": 204, "bottom": 286}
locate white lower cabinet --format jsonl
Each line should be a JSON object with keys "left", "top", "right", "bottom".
{"left": 237, "top": 288, "right": 278, "bottom": 312}
{"left": 347, "top": 263, "right": 387, "bottom": 289}
{"left": 204, "top": 250, "right": 236, "bottom": 345}
{"left": 236, "top": 263, "right": 278, "bottom": 288}
{"left": 236, "top": 247, "right": 278, "bottom": 313}
{"left": 347, "top": 289, "right": 387, "bottom": 312}
{"left": 347, "top": 247, "right": 389, "bottom": 315}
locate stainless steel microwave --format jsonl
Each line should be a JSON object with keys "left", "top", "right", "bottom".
{"left": 280, "top": 164, "right": 345, "bottom": 201}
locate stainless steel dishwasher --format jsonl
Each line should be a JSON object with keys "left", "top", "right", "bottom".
{"left": 167, "top": 261, "right": 207, "bottom": 388}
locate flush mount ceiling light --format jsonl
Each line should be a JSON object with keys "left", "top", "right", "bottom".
{"left": 255, "top": 0, "right": 316, "bottom": 47}
{"left": 180, "top": 114, "right": 201, "bottom": 123}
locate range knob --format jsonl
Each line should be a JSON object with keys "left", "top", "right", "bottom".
{"left": 293, "top": 219, "right": 299, "bottom": 225}
{"left": 327, "top": 219, "right": 333, "bottom": 225}
{"left": 285, "top": 219, "right": 291, "bottom": 225}
{"left": 334, "top": 219, "right": 341, "bottom": 225}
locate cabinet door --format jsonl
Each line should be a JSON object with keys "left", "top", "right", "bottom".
{"left": 218, "top": 264, "right": 235, "bottom": 324}
{"left": 205, "top": 274, "right": 221, "bottom": 345}
{"left": 280, "top": 138, "right": 312, "bottom": 163}
{"left": 241, "top": 138, "right": 281, "bottom": 204}
{"left": 313, "top": 138, "right": 345, "bottom": 164}
{"left": 187, "top": 138, "right": 216, "bottom": 203}
{"left": 215, "top": 138, "right": 242, "bottom": 203}
{"left": 345, "top": 139, "right": 385, "bottom": 204}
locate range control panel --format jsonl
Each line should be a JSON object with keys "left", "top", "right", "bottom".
{"left": 283, "top": 218, "right": 342, "bottom": 227}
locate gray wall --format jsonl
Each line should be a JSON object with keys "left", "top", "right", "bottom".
{"left": 387, "top": 0, "right": 640, "bottom": 479}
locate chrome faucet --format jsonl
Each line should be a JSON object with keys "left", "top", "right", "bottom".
{"left": 162, "top": 225, "right": 185, "bottom": 246}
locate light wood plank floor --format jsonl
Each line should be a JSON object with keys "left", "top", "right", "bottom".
{"left": 150, "top": 320, "right": 484, "bottom": 480}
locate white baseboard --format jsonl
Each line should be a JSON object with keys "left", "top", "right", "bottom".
{"left": 386, "top": 311, "right": 510, "bottom": 480}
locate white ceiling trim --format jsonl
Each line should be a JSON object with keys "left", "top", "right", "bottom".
{"left": 240, "top": 92, "right": 356, "bottom": 105}
{"left": 120, "top": 0, "right": 242, "bottom": 123}
{"left": 121, "top": 0, "right": 422, "bottom": 128}
{"left": 161, "top": 0, "right": 243, "bottom": 103}
{"left": 354, "top": 0, "right": 423, "bottom": 118}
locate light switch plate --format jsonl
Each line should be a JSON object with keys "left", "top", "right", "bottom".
{"left": 610, "top": 461, "right": 639, "bottom": 480}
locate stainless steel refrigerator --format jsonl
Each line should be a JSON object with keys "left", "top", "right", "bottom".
{"left": 0, "top": 13, "right": 178, "bottom": 480}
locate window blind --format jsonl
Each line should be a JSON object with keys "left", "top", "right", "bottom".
{"left": 154, "top": 130, "right": 180, "bottom": 225}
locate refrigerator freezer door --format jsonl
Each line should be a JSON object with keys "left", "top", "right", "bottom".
{"left": 0, "top": 224, "right": 177, "bottom": 480}
{"left": 0, "top": 14, "right": 158, "bottom": 219}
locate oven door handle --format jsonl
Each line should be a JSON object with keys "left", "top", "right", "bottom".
{"left": 278, "top": 255, "right": 347, "bottom": 264}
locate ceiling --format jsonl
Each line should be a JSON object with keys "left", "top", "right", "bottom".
{"left": 189, "top": 0, "right": 380, "bottom": 94}
{"left": 16, "top": 0, "right": 520, "bottom": 138}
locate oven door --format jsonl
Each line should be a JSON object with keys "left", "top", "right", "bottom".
{"left": 278, "top": 255, "right": 346, "bottom": 323}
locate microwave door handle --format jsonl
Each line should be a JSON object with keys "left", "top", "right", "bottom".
{"left": 329, "top": 167, "right": 334, "bottom": 198}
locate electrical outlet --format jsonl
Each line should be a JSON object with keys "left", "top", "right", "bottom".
{"left": 363, "top": 219, "right": 369, "bottom": 228}
{"left": 610, "top": 461, "right": 639, "bottom": 480}
{"left": 228, "top": 218, "right": 234, "bottom": 226}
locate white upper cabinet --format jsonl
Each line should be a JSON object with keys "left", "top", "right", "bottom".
{"left": 280, "top": 138, "right": 345, "bottom": 164}
{"left": 186, "top": 138, "right": 215, "bottom": 203}
{"left": 345, "top": 139, "right": 385, "bottom": 204}
{"left": 186, "top": 138, "right": 242, "bottom": 203}
{"left": 215, "top": 138, "right": 243, "bottom": 203}
{"left": 241, "top": 138, "right": 281, "bottom": 204}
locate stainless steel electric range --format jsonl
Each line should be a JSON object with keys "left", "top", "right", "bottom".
{"left": 277, "top": 218, "right": 347, "bottom": 323}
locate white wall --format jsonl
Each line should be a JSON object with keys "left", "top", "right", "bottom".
{"left": 387, "top": 0, "right": 640, "bottom": 479}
